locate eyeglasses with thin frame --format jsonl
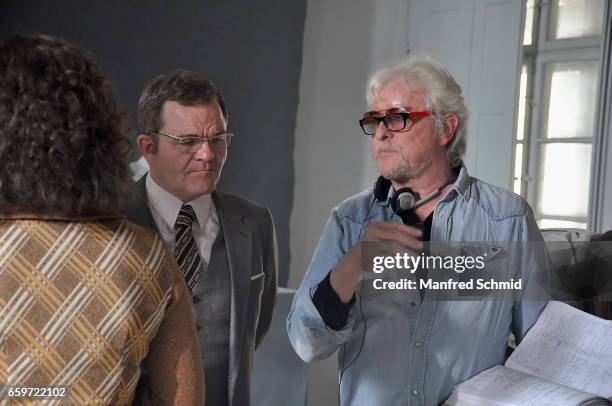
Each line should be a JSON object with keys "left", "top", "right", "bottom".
{"left": 151, "top": 131, "right": 233, "bottom": 154}
{"left": 359, "top": 109, "right": 431, "bottom": 135}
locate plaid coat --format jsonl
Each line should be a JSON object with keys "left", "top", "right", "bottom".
{"left": 0, "top": 214, "right": 203, "bottom": 405}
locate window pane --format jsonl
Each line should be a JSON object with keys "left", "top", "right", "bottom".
{"left": 513, "top": 143, "right": 523, "bottom": 195}
{"left": 516, "top": 65, "right": 528, "bottom": 141}
{"left": 548, "top": 0, "right": 605, "bottom": 40}
{"left": 544, "top": 60, "right": 598, "bottom": 139}
{"left": 523, "top": 0, "right": 536, "bottom": 45}
{"left": 538, "top": 218, "right": 587, "bottom": 229}
{"left": 513, "top": 179, "right": 522, "bottom": 195}
{"left": 514, "top": 143, "right": 523, "bottom": 179}
{"left": 537, "top": 143, "right": 591, "bottom": 218}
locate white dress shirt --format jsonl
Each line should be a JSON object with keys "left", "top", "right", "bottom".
{"left": 145, "top": 173, "right": 220, "bottom": 265}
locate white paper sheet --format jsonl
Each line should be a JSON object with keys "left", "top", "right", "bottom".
{"left": 505, "top": 301, "right": 612, "bottom": 398}
{"left": 444, "top": 365, "right": 602, "bottom": 406}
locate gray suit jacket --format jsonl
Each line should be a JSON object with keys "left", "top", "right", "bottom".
{"left": 123, "top": 176, "right": 278, "bottom": 406}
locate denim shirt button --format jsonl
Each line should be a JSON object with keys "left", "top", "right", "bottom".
{"left": 412, "top": 389, "right": 419, "bottom": 395}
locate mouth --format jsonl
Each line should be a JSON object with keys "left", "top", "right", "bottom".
{"left": 376, "top": 149, "right": 397, "bottom": 157}
{"left": 189, "top": 168, "right": 215, "bottom": 174}
{"left": 374, "top": 141, "right": 398, "bottom": 154}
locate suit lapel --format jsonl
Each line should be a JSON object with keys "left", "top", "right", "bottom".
{"left": 124, "top": 175, "right": 157, "bottom": 230}
{"left": 213, "top": 191, "right": 251, "bottom": 404}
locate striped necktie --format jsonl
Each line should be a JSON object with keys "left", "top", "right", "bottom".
{"left": 174, "top": 204, "right": 206, "bottom": 292}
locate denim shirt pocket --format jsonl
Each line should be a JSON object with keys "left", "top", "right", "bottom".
{"left": 456, "top": 244, "right": 512, "bottom": 297}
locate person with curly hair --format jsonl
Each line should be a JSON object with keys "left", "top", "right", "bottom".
{"left": 0, "top": 34, "right": 204, "bottom": 405}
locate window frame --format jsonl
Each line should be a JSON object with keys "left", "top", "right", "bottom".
{"left": 591, "top": 1, "right": 612, "bottom": 230}
{"left": 527, "top": 49, "right": 602, "bottom": 225}
{"left": 515, "top": 0, "right": 609, "bottom": 230}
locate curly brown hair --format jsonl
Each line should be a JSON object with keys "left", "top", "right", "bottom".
{"left": 0, "top": 35, "right": 131, "bottom": 215}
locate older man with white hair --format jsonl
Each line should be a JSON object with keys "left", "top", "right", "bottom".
{"left": 287, "top": 56, "right": 549, "bottom": 405}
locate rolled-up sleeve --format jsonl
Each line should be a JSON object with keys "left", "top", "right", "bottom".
{"left": 287, "top": 207, "right": 357, "bottom": 363}
{"left": 312, "top": 271, "right": 356, "bottom": 330}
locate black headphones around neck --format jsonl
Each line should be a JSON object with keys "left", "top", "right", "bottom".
{"left": 373, "top": 175, "right": 454, "bottom": 214}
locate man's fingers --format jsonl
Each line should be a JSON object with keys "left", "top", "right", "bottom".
{"left": 363, "top": 221, "right": 423, "bottom": 250}
{"left": 383, "top": 231, "right": 423, "bottom": 251}
{"left": 367, "top": 221, "right": 423, "bottom": 237}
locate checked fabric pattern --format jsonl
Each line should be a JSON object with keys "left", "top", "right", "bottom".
{"left": 174, "top": 204, "right": 206, "bottom": 292}
{"left": 0, "top": 216, "right": 176, "bottom": 405}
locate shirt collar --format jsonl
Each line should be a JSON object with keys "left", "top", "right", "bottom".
{"left": 145, "top": 173, "right": 212, "bottom": 229}
{"left": 374, "top": 163, "right": 471, "bottom": 206}
{"left": 375, "top": 183, "right": 395, "bottom": 206}
{"left": 450, "top": 163, "right": 472, "bottom": 202}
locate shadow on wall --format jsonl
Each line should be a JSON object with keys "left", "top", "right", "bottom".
{"left": 0, "top": 0, "right": 307, "bottom": 287}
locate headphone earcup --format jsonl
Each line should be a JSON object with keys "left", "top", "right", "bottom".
{"left": 391, "top": 187, "right": 416, "bottom": 212}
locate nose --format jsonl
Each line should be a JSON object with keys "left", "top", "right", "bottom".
{"left": 193, "top": 140, "right": 215, "bottom": 161}
{"left": 373, "top": 121, "right": 389, "bottom": 140}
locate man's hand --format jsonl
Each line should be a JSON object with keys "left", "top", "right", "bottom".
{"left": 330, "top": 221, "right": 423, "bottom": 303}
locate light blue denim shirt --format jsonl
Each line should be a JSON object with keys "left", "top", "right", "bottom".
{"left": 287, "top": 166, "right": 549, "bottom": 406}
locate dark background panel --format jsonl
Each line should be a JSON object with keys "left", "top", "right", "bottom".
{"left": 0, "top": 0, "right": 306, "bottom": 286}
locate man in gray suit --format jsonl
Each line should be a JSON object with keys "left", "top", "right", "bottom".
{"left": 123, "top": 70, "right": 278, "bottom": 406}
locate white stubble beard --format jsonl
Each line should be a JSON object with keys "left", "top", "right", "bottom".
{"left": 375, "top": 143, "right": 436, "bottom": 182}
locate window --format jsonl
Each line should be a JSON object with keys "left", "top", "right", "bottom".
{"left": 514, "top": 0, "right": 608, "bottom": 229}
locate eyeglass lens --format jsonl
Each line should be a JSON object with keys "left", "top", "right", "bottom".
{"left": 179, "top": 134, "right": 232, "bottom": 153}
{"left": 360, "top": 113, "right": 407, "bottom": 135}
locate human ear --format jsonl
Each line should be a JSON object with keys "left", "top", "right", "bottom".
{"left": 439, "top": 114, "right": 458, "bottom": 146}
{"left": 136, "top": 133, "right": 156, "bottom": 161}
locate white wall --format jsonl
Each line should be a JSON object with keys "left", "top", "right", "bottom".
{"left": 289, "top": 0, "right": 409, "bottom": 290}
{"left": 406, "top": 0, "right": 524, "bottom": 189}
{"left": 289, "top": 1, "right": 408, "bottom": 404}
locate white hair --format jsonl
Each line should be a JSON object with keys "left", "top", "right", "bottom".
{"left": 366, "top": 55, "right": 468, "bottom": 168}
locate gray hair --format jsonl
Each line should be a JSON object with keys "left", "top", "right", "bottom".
{"left": 366, "top": 55, "right": 468, "bottom": 168}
